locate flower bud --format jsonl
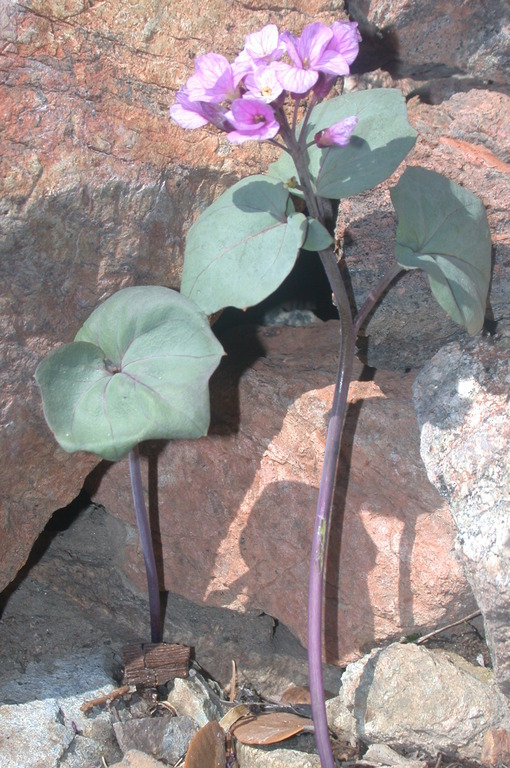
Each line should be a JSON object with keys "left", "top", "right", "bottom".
{"left": 314, "top": 115, "right": 358, "bottom": 147}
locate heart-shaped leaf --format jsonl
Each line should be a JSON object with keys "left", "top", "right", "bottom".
{"left": 390, "top": 166, "right": 492, "bottom": 334}
{"left": 35, "top": 286, "right": 224, "bottom": 461}
{"left": 181, "top": 175, "right": 307, "bottom": 314}
{"left": 269, "top": 89, "right": 416, "bottom": 199}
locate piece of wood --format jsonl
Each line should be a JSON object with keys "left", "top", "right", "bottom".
{"left": 80, "top": 685, "right": 131, "bottom": 712}
{"left": 122, "top": 642, "right": 191, "bottom": 687}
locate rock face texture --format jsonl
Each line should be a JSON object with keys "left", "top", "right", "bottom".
{"left": 413, "top": 331, "right": 510, "bottom": 698}
{"left": 327, "top": 642, "right": 510, "bottom": 760}
{"left": 86, "top": 322, "right": 475, "bottom": 664}
{"left": 0, "top": 0, "right": 345, "bottom": 593}
{"left": 1, "top": 0, "right": 508, "bottom": 677}
{"left": 348, "top": 0, "right": 509, "bottom": 85}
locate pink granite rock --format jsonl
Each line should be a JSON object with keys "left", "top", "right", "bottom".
{"left": 87, "top": 322, "right": 475, "bottom": 664}
{"left": 337, "top": 88, "right": 510, "bottom": 369}
{"left": 0, "top": 0, "right": 348, "bottom": 593}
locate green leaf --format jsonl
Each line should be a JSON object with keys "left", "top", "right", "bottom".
{"left": 181, "top": 175, "right": 307, "bottom": 314}
{"left": 390, "top": 166, "right": 492, "bottom": 335}
{"left": 302, "top": 218, "right": 334, "bottom": 251}
{"left": 35, "top": 286, "right": 224, "bottom": 461}
{"left": 269, "top": 89, "right": 417, "bottom": 199}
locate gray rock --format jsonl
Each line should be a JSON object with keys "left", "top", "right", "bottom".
{"left": 413, "top": 331, "right": 510, "bottom": 696}
{"left": 0, "top": 684, "right": 122, "bottom": 768}
{"left": 113, "top": 715, "right": 198, "bottom": 763}
{"left": 0, "top": 699, "right": 71, "bottom": 768}
{"left": 166, "top": 672, "right": 224, "bottom": 728}
{"left": 235, "top": 743, "right": 321, "bottom": 767}
{"left": 326, "top": 643, "right": 510, "bottom": 759}
{"left": 0, "top": 649, "right": 115, "bottom": 705}
{"left": 363, "top": 743, "right": 426, "bottom": 767}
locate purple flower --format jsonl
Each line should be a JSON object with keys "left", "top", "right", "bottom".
{"left": 326, "top": 21, "right": 361, "bottom": 68}
{"left": 314, "top": 115, "right": 358, "bottom": 147}
{"left": 170, "top": 88, "right": 232, "bottom": 131}
{"left": 275, "top": 23, "right": 333, "bottom": 94}
{"left": 243, "top": 64, "right": 284, "bottom": 103}
{"left": 170, "top": 88, "right": 210, "bottom": 129}
{"left": 226, "top": 98, "right": 280, "bottom": 144}
{"left": 186, "top": 52, "right": 240, "bottom": 103}
{"left": 275, "top": 20, "right": 361, "bottom": 95}
{"left": 234, "top": 24, "right": 285, "bottom": 80}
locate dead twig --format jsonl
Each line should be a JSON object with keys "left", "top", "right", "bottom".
{"left": 416, "top": 611, "right": 482, "bottom": 645}
{"left": 80, "top": 684, "right": 131, "bottom": 712}
{"left": 229, "top": 660, "right": 237, "bottom": 704}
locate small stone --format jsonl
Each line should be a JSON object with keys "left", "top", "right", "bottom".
{"left": 113, "top": 716, "right": 198, "bottom": 763}
{"left": 166, "top": 673, "right": 224, "bottom": 728}
{"left": 481, "top": 728, "right": 510, "bottom": 766}
{"left": 109, "top": 750, "right": 164, "bottom": 768}
{"left": 363, "top": 743, "right": 426, "bottom": 767}
{"left": 235, "top": 743, "right": 321, "bottom": 767}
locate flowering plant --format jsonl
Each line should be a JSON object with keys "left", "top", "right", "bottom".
{"left": 36, "top": 18, "right": 491, "bottom": 768}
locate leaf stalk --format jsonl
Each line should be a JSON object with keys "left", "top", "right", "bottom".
{"left": 129, "top": 446, "right": 162, "bottom": 643}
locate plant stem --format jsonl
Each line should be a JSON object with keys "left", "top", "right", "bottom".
{"left": 281, "top": 117, "right": 357, "bottom": 766}
{"left": 354, "top": 262, "right": 404, "bottom": 335}
{"left": 307, "top": 279, "right": 354, "bottom": 768}
{"left": 129, "top": 445, "right": 162, "bottom": 643}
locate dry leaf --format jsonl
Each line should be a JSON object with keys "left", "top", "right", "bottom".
{"left": 219, "top": 704, "right": 251, "bottom": 732}
{"left": 184, "top": 720, "right": 226, "bottom": 768}
{"left": 232, "top": 712, "right": 314, "bottom": 745}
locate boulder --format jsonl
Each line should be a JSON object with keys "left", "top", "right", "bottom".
{"left": 413, "top": 330, "right": 510, "bottom": 697}
{"left": 348, "top": 0, "right": 509, "bottom": 85}
{"left": 87, "top": 321, "right": 476, "bottom": 664}
{"left": 326, "top": 642, "right": 510, "bottom": 760}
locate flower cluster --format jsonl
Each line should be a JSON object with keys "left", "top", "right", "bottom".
{"left": 170, "top": 21, "right": 361, "bottom": 146}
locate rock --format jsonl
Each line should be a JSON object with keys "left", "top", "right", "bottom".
{"left": 166, "top": 673, "right": 224, "bottom": 728}
{"left": 362, "top": 743, "right": 426, "bottom": 767}
{"left": 481, "top": 728, "right": 510, "bottom": 766}
{"left": 0, "top": 501, "right": 345, "bottom": 698}
{"left": 235, "top": 743, "right": 321, "bottom": 767}
{"left": 0, "top": 683, "right": 122, "bottom": 768}
{"left": 0, "top": 698, "right": 71, "bottom": 768}
{"left": 0, "top": 0, "right": 345, "bottom": 596}
{"left": 0, "top": 649, "right": 116, "bottom": 704}
{"left": 113, "top": 715, "right": 198, "bottom": 763}
{"left": 88, "top": 322, "right": 475, "bottom": 665}
{"left": 109, "top": 751, "right": 164, "bottom": 768}
{"left": 348, "top": 0, "right": 509, "bottom": 85}
{"left": 326, "top": 643, "right": 510, "bottom": 759}
{"left": 413, "top": 331, "right": 510, "bottom": 697}
{"left": 337, "top": 88, "right": 510, "bottom": 369}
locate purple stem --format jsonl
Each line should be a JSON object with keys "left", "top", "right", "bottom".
{"left": 275, "top": 111, "right": 403, "bottom": 766}
{"left": 129, "top": 445, "right": 162, "bottom": 643}
{"left": 279, "top": 116, "right": 355, "bottom": 766}
{"left": 308, "top": 280, "right": 355, "bottom": 768}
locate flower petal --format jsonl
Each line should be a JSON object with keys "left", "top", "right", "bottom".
{"left": 273, "top": 62, "right": 318, "bottom": 94}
